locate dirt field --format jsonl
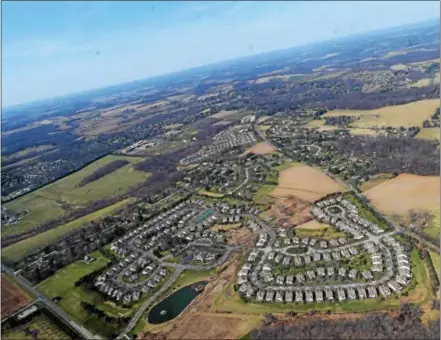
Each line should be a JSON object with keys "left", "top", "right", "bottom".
{"left": 139, "top": 254, "right": 262, "bottom": 340}
{"left": 211, "top": 110, "right": 240, "bottom": 119}
{"left": 323, "top": 99, "right": 440, "bottom": 128}
{"left": 271, "top": 164, "right": 345, "bottom": 202}
{"left": 1, "top": 274, "right": 33, "bottom": 319}
{"left": 296, "top": 220, "right": 325, "bottom": 230}
{"left": 244, "top": 142, "right": 277, "bottom": 155}
{"left": 365, "top": 174, "right": 440, "bottom": 216}
{"left": 266, "top": 196, "right": 313, "bottom": 227}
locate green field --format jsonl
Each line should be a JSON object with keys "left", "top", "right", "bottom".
{"left": 254, "top": 185, "right": 276, "bottom": 202}
{"left": 198, "top": 190, "right": 225, "bottom": 198}
{"left": 344, "top": 193, "right": 389, "bottom": 230}
{"left": 37, "top": 251, "right": 132, "bottom": 337}
{"left": 295, "top": 224, "right": 346, "bottom": 240}
{"left": 423, "top": 209, "right": 440, "bottom": 241}
{"left": 2, "top": 314, "right": 71, "bottom": 340}
{"left": 5, "top": 155, "right": 150, "bottom": 236}
{"left": 429, "top": 251, "right": 440, "bottom": 280}
{"left": 2, "top": 199, "right": 130, "bottom": 262}
{"left": 274, "top": 162, "right": 302, "bottom": 172}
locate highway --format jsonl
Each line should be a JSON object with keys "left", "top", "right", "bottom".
{"left": 2, "top": 265, "right": 101, "bottom": 340}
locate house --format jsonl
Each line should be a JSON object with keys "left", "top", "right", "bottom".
{"left": 329, "top": 239, "right": 339, "bottom": 247}
{"left": 286, "top": 275, "right": 294, "bottom": 285}
{"left": 320, "top": 241, "right": 328, "bottom": 249}
{"left": 332, "top": 252, "right": 341, "bottom": 261}
{"left": 348, "top": 247, "right": 358, "bottom": 256}
{"left": 305, "top": 290, "right": 314, "bottom": 303}
{"left": 372, "top": 264, "right": 383, "bottom": 272}
{"left": 306, "top": 271, "right": 316, "bottom": 280}
{"left": 276, "top": 291, "right": 284, "bottom": 303}
{"left": 379, "top": 285, "right": 391, "bottom": 298}
{"left": 294, "top": 257, "right": 303, "bottom": 267}
{"left": 263, "top": 263, "right": 273, "bottom": 271}
{"left": 396, "top": 275, "right": 410, "bottom": 286}
{"left": 265, "top": 291, "right": 275, "bottom": 302}
{"left": 282, "top": 256, "right": 292, "bottom": 266}
{"left": 338, "top": 267, "right": 347, "bottom": 277}
{"left": 322, "top": 253, "right": 331, "bottom": 262}
{"left": 237, "top": 277, "right": 248, "bottom": 285}
{"left": 367, "top": 286, "right": 377, "bottom": 299}
{"left": 276, "top": 275, "right": 285, "bottom": 285}
{"left": 317, "top": 267, "right": 326, "bottom": 277}
{"left": 325, "top": 288, "right": 334, "bottom": 301}
{"left": 246, "top": 287, "right": 256, "bottom": 298}
{"left": 341, "top": 249, "right": 351, "bottom": 258}
{"left": 295, "top": 290, "right": 304, "bottom": 303}
{"left": 238, "top": 269, "right": 249, "bottom": 278}
{"left": 296, "top": 273, "right": 305, "bottom": 284}
{"left": 313, "top": 253, "right": 321, "bottom": 262}
{"left": 387, "top": 280, "right": 402, "bottom": 293}
{"left": 315, "top": 289, "right": 324, "bottom": 302}
{"left": 348, "top": 269, "right": 358, "bottom": 280}
{"left": 337, "top": 289, "right": 346, "bottom": 302}
{"left": 304, "top": 255, "right": 312, "bottom": 265}
{"left": 256, "top": 290, "right": 265, "bottom": 302}
{"left": 357, "top": 287, "right": 367, "bottom": 300}
{"left": 285, "top": 290, "right": 293, "bottom": 302}
{"left": 347, "top": 288, "right": 356, "bottom": 300}
{"left": 362, "top": 270, "right": 373, "bottom": 280}
{"left": 338, "top": 238, "right": 347, "bottom": 245}
{"left": 268, "top": 251, "right": 276, "bottom": 261}
{"left": 327, "top": 267, "right": 335, "bottom": 277}
{"left": 274, "top": 254, "right": 283, "bottom": 264}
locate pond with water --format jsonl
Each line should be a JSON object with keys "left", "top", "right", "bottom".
{"left": 147, "top": 283, "right": 204, "bottom": 324}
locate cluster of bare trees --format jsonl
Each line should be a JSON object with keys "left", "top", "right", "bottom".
{"left": 77, "top": 159, "right": 129, "bottom": 187}
{"left": 251, "top": 304, "right": 439, "bottom": 340}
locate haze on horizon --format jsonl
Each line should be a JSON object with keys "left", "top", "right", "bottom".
{"left": 3, "top": 1, "right": 440, "bottom": 107}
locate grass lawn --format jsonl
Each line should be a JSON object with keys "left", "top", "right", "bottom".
{"left": 2, "top": 199, "right": 130, "bottom": 262}
{"left": 429, "top": 251, "right": 440, "bottom": 280}
{"left": 423, "top": 209, "right": 440, "bottom": 241}
{"left": 254, "top": 185, "right": 277, "bottom": 202}
{"left": 274, "top": 162, "right": 302, "bottom": 172}
{"left": 360, "top": 175, "right": 394, "bottom": 192}
{"left": 198, "top": 190, "right": 225, "bottom": 198}
{"left": 5, "top": 155, "right": 150, "bottom": 236}
{"left": 295, "top": 224, "right": 346, "bottom": 240}
{"left": 416, "top": 128, "right": 440, "bottom": 141}
{"left": 162, "top": 269, "right": 215, "bottom": 297}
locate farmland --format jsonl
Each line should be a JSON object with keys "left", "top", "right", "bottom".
{"left": 2, "top": 199, "right": 130, "bottom": 262}
{"left": 322, "top": 99, "right": 440, "bottom": 128}
{"left": 2, "top": 313, "right": 72, "bottom": 340}
{"left": 271, "top": 164, "right": 345, "bottom": 202}
{"left": 243, "top": 142, "right": 277, "bottom": 155}
{"left": 4, "top": 155, "right": 149, "bottom": 236}
{"left": 1, "top": 274, "right": 33, "bottom": 319}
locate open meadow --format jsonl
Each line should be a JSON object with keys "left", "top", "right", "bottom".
{"left": 322, "top": 99, "right": 440, "bottom": 128}
{"left": 2, "top": 199, "right": 129, "bottom": 262}
{"left": 5, "top": 155, "right": 149, "bottom": 236}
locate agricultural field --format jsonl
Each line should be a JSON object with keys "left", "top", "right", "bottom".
{"left": 2, "top": 144, "right": 55, "bottom": 163}
{"left": 2, "top": 199, "right": 130, "bottom": 262}
{"left": 243, "top": 142, "right": 277, "bottom": 155}
{"left": 1, "top": 274, "right": 33, "bottom": 319}
{"left": 416, "top": 127, "right": 440, "bottom": 141}
{"left": 4, "top": 155, "right": 149, "bottom": 235}
{"left": 322, "top": 99, "right": 440, "bottom": 128}
{"left": 271, "top": 164, "right": 345, "bottom": 202}
{"left": 2, "top": 313, "right": 72, "bottom": 340}
{"left": 365, "top": 174, "right": 440, "bottom": 238}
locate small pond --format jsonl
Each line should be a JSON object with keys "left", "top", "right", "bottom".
{"left": 147, "top": 282, "right": 205, "bottom": 324}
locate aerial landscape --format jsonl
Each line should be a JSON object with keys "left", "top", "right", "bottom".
{"left": 1, "top": 1, "right": 440, "bottom": 340}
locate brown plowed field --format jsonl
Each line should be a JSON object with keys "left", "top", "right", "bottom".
{"left": 365, "top": 174, "right": 440, "bottom": 215}
{"left": 1, "top": 274, "right": 33, "bottom": 319}
{"left": 271, "top": 164, "right": 345, "bottom": 202}
{"left": 244, "top": 142, "right": 277, "bottom": 155}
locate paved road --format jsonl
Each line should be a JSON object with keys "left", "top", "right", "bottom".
{"left": 2, "top": 266, "right": 100, "bottom": 340}
{"left": 229, "top": 168, "right": 249, "bottom": 194}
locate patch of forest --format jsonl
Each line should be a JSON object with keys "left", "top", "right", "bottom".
{"left": 251, "top": 304, "right": 439, "bottom": 340}
{"left": 336, "top": 136, "right": 440, "bottom": 176}
{"left": 77, "top": 160, "right": 129, "bottom": 187}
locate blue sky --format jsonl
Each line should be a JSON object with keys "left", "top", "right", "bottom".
{"left": 3, "top": 1, "right": 440, "bottom": 107}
